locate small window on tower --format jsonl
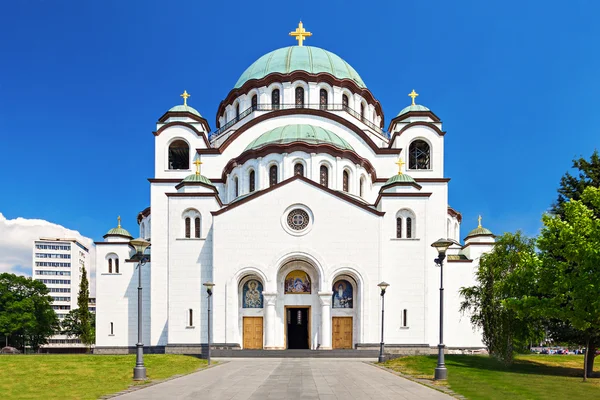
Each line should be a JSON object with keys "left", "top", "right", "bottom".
{"left": 194, "top": 217, "right": 201, "bottom": 238}
{"left": 168, "top": 140, "right": 189, "bottom": 170}
{"left": 271, "top": 89, "right": 280, "bottom": 109}
{"left": 185, "top": 217, "right": 191, "bottom": 238}
{"left": 294, "top": 163, "right": 304, "bottom": 176}
{"left": 342, "top": 94, "right": 349, "bottom": 110}
{"left": 409, "top": 140, "right": 431, "bottom": 170}
{"left": 115, "top": 258, "right": 119, "bottom": 274}
{"left": 342, "top": 170, "right": 349, "bottom": 192}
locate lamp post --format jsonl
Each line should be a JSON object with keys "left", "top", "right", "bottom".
{"left": 203, "top": 282, "right": 215, "bottom": 365}
{"left": 430, "top": 238, "right": 456, "bottom": 380}
{"left": 129, "top": 237, "right": 151, "bottom": 381}
{"left": 377, "top": 281, "right": 390, "bottom": 363}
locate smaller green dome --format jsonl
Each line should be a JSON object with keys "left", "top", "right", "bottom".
{"left": 245, "top": 124, "right": 354, "bottom": 152}
{"left": 397, "top": 104, "right": 430, "bottom": 117}
{"left": 466, "top": 226, "right": 493, "bottom": 237}
{"left": 169, "top": 104, "right": 202, "bottom": 117}
{"left": 182, "top": 173, "right": 214, "bottom": 186}
{"left": 106, "top": 226, "right": 132, "bottom": 238}
{"left": 385, "top": 173, "right": 416, "bottom": 185}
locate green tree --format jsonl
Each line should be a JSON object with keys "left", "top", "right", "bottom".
{"left": 62, "top": 266, "right": 94, "bottom": 350}
{"left": 460, "top": 232, "right": 542, "bottom": 364}
{"left": 0, "top": 273, "right": 58, "bottom": 352}
{"left": 532, "top": 187, "right": 600, "bottom": 379}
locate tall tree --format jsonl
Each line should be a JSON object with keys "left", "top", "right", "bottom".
{"left": 63, "top": 266, "right": 94, "bottom": 350}
{"left": 531, "top": 187, "right": 600, "bottom": 380}
{"left": 460, "top": 232, "right": 542, "bottom": 364}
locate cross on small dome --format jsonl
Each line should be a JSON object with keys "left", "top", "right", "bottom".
{"left": 408, "top": 89, "right": 419, "bottom": 106}
{"left": 180, "top": 90, "right": 190, "bottom": 106}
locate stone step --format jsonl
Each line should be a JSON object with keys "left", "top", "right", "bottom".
{"left": 209, "top": 349, "right": 379, "bottom": 358}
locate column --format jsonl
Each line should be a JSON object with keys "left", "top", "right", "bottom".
{"left": 319, "top": 291, "right": 333, "bottom": 350}
{"left": 263, "top": 292, "right": 277, "bottom": 350}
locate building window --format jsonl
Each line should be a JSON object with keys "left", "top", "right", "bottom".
{"left": 409, "top": 140, "right": 431, "bottom": 170}
{"left": 194, "top": 217, "right": 201, "bottom": 238}
{"left": 189, "top": 309, "right": 193, "bottom": 327}
{"left": 320, "top": 165, "right": 329, "bottom": 187}
{"left": 269, "top": 165, "right": 278, "bottom": 186}
{"left": 360, "top": 103, "right": 365, "bottom": 121}
{"left": 295, "top": 87, "right": 304, "bottom": 108}
{"left": 185, "top": 217, "right": 191, "bottom": 238}
{"left": 407, "top": 217, "right": 413, "bottom": 238}
{"left": 235, "top": 103, "right": 240, "bottom": 120}
{"left": 342, "top": 170, "right": 349, "bottom": 192}
{"left": 271, "top": 89, "right": 280, "bottom": 109}
{"left": 108, "top": 259, "right": 112, "bottom": 274}
{"left": 234, "top": 176, "right": 239, "bottom": 197}
{"left": 115, "top": 258, "right": 119, "bottom": 274}
{"left": 403, "top": 309, "right": 408, "bottom": 327}
{"left": 294, "top": 163, "right": 304, "bottom": 176}
{"left": 319, "top": 89, "right": 328, "bottom": 110}
{"left": 251, "top": 95, "right": 258, "bottom": 111}
{"left": 359, "top": 177, "right": 365, "bottom": 198}
{"left": 287, "top": 209, "right": 310, "bottom": 231}
{"left": 168, "top": 140, "right": 189, "bottom": 170}
{"left": 110, "top": 322, "right": 114, "bottom": 335}
{"left": 342, "top": 94, "right": 349, "bottom": 110}
{"left": 396, "top": 218, "right": 402, "bottom": 238}
{"left": 249, "top": 170, "right": 256, "bottom": 192}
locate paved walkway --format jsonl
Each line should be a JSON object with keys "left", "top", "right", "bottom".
{"left": 112, "top": 358, "right": 452, "bottom": 400}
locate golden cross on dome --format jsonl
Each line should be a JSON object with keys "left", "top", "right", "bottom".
{"left": 478, "top": 215, "right": 482, "bottom": 228}
{"left": 408, "top": 89, "right": 419, "bottom": 106}
{"left": 193, "top": 158, "right": 203, "bottom": 175}
{"left": 180, "top": 90, "right": 190, "bottom": 106}
{"left": 289, "top": 21, "right": 312, "bottom": 47}
{"left": 395, "top": 158, "right": 406, "bottom": 175}
{"left": 117, "top": 216, "right": 121, "bottom": 228}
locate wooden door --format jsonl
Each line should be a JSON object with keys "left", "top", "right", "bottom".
{"left": 243, "top": 317, "right": 263, "bottom": 349}
{"left": 332, "top": 317, "right": 353, "bottom": 349}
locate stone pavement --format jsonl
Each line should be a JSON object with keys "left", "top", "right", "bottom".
{"left": 112, "top": 358, "right": 453, "bottom": 400}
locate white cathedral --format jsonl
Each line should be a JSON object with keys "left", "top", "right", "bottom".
{"left": 94, "top": 23, "right": 495, "bottom": 354}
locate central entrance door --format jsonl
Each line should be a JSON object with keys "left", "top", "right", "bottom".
{"left": 286, "top": 307, "right": 310, "bottom": 349}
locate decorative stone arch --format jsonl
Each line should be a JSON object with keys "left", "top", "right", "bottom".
{"left": 341, "top": 165, "right": 353, "bottom": 193}
{"left": 359, "top": 173, "right": 368, "bottom": 198}
{"left": 229, "top": 172, "right": 240, "bottom": 199}
{"left": 166, "top": 136, "right": 191, "bottom": 171}
{"left": 267, "top": 82, "right": 284, "bottom": 107}
{"left": 247, "top": 88, "right": 260, "bottom": 108}
{"left": 292, "top": 80, "right": 309, "bottom": 107}
{"left": 340, "top": 88, "right": 353, "bottom": 108}
{"left": 273, "top": 251, "right": 325, "bottom": 292}
{"left": 244, "top": 163, "right": 257, "bottom": 192}
{"left": 316, "top": 82, "right": 333, "bottom": 108}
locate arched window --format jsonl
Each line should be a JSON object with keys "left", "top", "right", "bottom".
{"left": 251, "top": 95, "right": 258, "bottom": 111}
{"left": 168, "top": 140, "right": 189, "bottom": 170}
{"left": 249, "top": 170, "right": 256, "bottom": 192}
{"left": 269, "top": 165, "right": 278, "bottom": 186}
{"left": 342, "top": 94, "right": 349, "bottom": 110}
{"left": 234, "top": 176, "right": 239, "bottom": 197}
{"left": 110, "top": 322, "right": 114, "bottom": 335}
{"left": 294, "top": 163, "right": 304, "bottom": 176}
{"left": 295, "top": 87, "right": 304, "bottom": 108}
{"left": 342, "top": 170, "right": 349, "bottom": 192}
{"left": 396, "top": 209, "right": 416, "bottom": 238}
{"left": 188, "top": 309, "right": 193, "bottom": 327}
{"left": 235, "top": 103, "right": 240, "bottom": 120}
{"left": 107, "top": 254, "right": 118, "bottom": 274}
{"left": 108, "top": 258, "right": 112, "bottom": 274}
{"left": 271, "top": 89, "right": 280, "bottom": 109}
{"left": 360, "top": 103, "right": 365, "bottom": 121}
{"left": 409, "top": 140, "right": 431, "bottom": 170}
{"left": 396, "top": 218, "right": 402, "bottom": 238}
{"left": 185, "top": 217, "right": 191, "bottom": 238}
{"left": 319, "top": 89, "right": 328, "bottom": 110}
{"left": 359, "top": 177, "right": 365, "bottom": 198}
{"left": 320, "top": 165, "right": 329, "bottom": 187}
{"left": 407, "top": 217, "right": 413, "bottom": 238}
{"left": 194, "top": 217, "right": 201, "bottom": 238}
{"left": 115, "top": 258, "right": 119, "bottom": 274}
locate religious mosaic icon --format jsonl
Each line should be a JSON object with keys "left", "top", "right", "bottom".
{"left": 332, "top": 279, "right": 353, "bottom": 308}
{"left": 284, "top": 270, "right": 311, "bottom": 294}
{"left": 242, "top": 279, "right": 263, "bottom": 308}
{"left": 287, "top": 209, "right": 309, "bottom": 231}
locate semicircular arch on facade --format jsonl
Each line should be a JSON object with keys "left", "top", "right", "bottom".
{"left": 274, "top": 252, "right": 325, "bottom": 293}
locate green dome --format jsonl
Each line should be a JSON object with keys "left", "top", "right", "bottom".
{"left": 385, "top": 173, "right": 416, "bottom": 185}
{"left": 235, "top": 46, "right": 366, "bottom": 88}
{"left": 397, "top": 104, "right": 430, "bottom": 117}
{"left": 106, "top": 226, "right": 132, "bottom": 238}
{"left": 245, "top": 124, "right": 354, "bottom": 152}
{"left": 181, "top": 173, "right": 214, "bottom": 186}
{"left": 466, "top": 226, "right": 494, "bottom": 237}
{"left": 169, "top": 104, "right": 202, "bottom": 117}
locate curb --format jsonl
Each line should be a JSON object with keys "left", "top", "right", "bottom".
{"left": 366, "top": 361, "right": 467, "bottom": 399}
{"left": 100, "top": 361, "right": 228, "bottom": 399}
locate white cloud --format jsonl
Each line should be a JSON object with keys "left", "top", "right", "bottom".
{"left": 0, "top": 213, "right": 95, "bottom": 277}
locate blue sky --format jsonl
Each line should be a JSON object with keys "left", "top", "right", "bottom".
{"left": 0, "top": 0, "right": 598, "bottom": 242}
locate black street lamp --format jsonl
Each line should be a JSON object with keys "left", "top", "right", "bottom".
{"left": 203, "top": 282, "right": 215, "bottom": 365}
{"left": 430, "top": 238, "right": 456, "bottom": 380}
{"left": 129, "top": 237, "right": 151, "bottom": 381}
{"left": 377, "top": 281, "right": 390, "bottom": 363}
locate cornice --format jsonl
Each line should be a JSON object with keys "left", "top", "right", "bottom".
{"left": 388, "top": 121, "right": 446, "bottom": 147}
{"left": 374, "top": 191, "right": 433, "bottom": 206}
{"left": 153, "top": 121, "right": 212, "bottom": 148}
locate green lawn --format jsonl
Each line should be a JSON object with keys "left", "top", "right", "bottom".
{"left": 0, "top": 354, "right": 208, "bottom": 400}
{"left": 383, "top": 354, "right": 599, "bottom": 400}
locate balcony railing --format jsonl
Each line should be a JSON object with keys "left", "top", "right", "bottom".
{"left": 210, "top": 103, "right": 387, "bottom": 140}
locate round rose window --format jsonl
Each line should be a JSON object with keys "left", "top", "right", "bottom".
{"left": 287, "top": 209, "right": 310, "bottom": 231}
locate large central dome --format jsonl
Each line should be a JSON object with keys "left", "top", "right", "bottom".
{"left": 234, "top": 46, "right": 366, "bottom": 89}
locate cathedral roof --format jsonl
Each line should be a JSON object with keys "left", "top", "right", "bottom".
{"left": 245, "top": 124, "right": 354, "bottom": 152}
{"left": 384, "top": 173, "right": 416, "bottom": 185}
{"left": 234, "top": 46, "right": 365, "bottom": 89}
{"left": 104, "top": 217, "right": 133, "bottom": 239}
{"left": 181, "top": 173, "right": 214, "bottom": 186}
{"left": 397, "top": 104, "right": 430, "bottom": 116}
{"left": 466, "top": 226, "right": 493, "bottom": 237}
{"left": 168, "top": 104, "right": 202, "bottom": 117}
